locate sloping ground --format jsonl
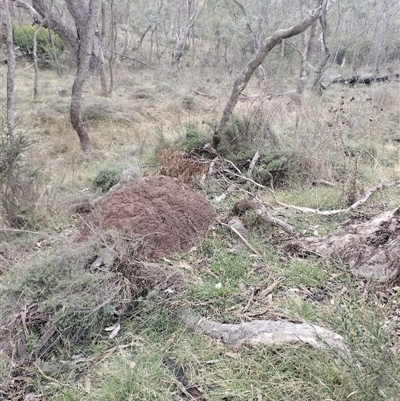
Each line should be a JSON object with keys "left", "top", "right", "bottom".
{"left": 86, "top": 175, "right": 217, "bottom": 259}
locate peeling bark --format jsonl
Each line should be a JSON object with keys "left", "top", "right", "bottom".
{"left": 287, "top": 208, "right": 400, "bottom": 282}
{"left": 182, "top": 310, "right": 347, "bottom": 354}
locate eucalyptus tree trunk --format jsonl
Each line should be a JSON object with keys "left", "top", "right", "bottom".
{"left": 171, "top": 0, "right": 197, "bottom": 67}
{"left": 108, "top": 0, "right": 117, "bottom": 95}
{"left": 212, "top": 0, "right": 328, "bottom": 149}
{"left": 69, "top": 0, "right": 101, "bottom": 154}
{"left": 13, "top": 0, "right": 103, "bottom": 154}
{"left": 33, "top": 26, "right": 42, "bottom": 99}
{"left": 1, "top": 0, "right": 16, "bottom": 131}
{"left": 296, "top": 0, "right": 317, "bottom": 95}
{"left": 122, "top": 0, "right": 131, "bottom": 55}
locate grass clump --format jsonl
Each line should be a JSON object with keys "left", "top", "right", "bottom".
{"left": 88, "top": 346, "right": 172, "bottom": 401}
{"left": 182, "top": 123, "right": 210, "bottom": 149}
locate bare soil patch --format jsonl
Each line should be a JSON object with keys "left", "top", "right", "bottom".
{"left": 85, "top": 175, "right": 217, "bottom": 259}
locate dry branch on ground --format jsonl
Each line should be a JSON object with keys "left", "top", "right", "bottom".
{"left": 182, "top": 310, "right": 347, "bottom": 353}
{"left": 234, "top": 195, "right": 296, "bottom": 235}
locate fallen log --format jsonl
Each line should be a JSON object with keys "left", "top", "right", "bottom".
{"left": 182, "top": 310, "right": 348, "bottom": 354}
{"left": 286, "top": 207, "right": 400, "bottom": 282}
{"left": 322, "top": 72, "right": 399, "bottom": 88}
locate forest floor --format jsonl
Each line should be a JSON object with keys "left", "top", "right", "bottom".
{"left": 1, "top": 61, "right": 400, "bottom": 401}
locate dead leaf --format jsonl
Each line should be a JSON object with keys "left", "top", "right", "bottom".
{"left": 186, "top": 385, "right": 206, "bottom": 400}
{"left": 179, "top": 261, "right": 193, "bottom": 270}
{"left": 84, "top": 376, "right": 91, "bottom": 394}
{"left": 225, "top": 352, "right": 240, "bottom": 359}
{"left": 259, "top": 279, "right": 281, "bottom": 298}
{"left": 105, "top": 323, "right": 121, "bottom": 338}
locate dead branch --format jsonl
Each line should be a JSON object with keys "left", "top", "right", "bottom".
{"left": 259, "top": 279, "right": 282, "bottom": 298}
{"left": 0, "top": 228, "right": 51, "bottom": 236}
{"left": 223, "top": 158, "right": 266, "bottom": 189}
{"left": 193, "top": 90, "right": 216, "bottom": 99}
{"left": 312, "top": 180, "right": 336, "bottom": 187}
{"left": 271, "top": 181, "right": 383, "bottom": 216}
{"left": 112, "top": 51, "right": 156, "bottom": 70}
{"left": 234, "top": 196, "right": 296, "bottom": 235}
{"left": 182, "top": 309, "right": 347, "bottom": 353}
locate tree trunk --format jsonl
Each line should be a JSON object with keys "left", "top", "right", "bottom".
{"left": 1, "top": 0, "right": 16, "bottom": 131}
{"left": 212, "top": 0, "right": 328, "bottom": 149}
{"left": 33, "top": 26, "right": 42, "bottom": 99}
{"left": 296, "top": 0, "right": 316, "bottom": 95}
{"left": 122, "top": 0, "right": 131, "bottom": 55}
{"left": 48, "top": 29, "right": 62, "bottom": 77}
{"left": 14, "top": 0, "right": 102, "bottom": 154}
{"left": 171, "top": 0, "right": 197, "bottom": 67}
{"left": 108, "top": 0, "right": 116, "bottom": 95}
{"left": 70, "top": 0, "right": 101, "bottom": 154}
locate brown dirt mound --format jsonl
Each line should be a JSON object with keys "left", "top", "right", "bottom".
{"left": 87, "top": 175, "right": 217, "bottom": 259}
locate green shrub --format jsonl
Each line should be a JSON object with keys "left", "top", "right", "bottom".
{"left": 92, "top": 168, "right": 121, "bottom": 192}
{"left": 0, "top": 123, "right": 39, "bottom": 228}
{"left": 13, "top": 24, "right": 65, "bottom": 66}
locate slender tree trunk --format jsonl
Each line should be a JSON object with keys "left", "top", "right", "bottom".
{"left": 212, "top": 0, "right": 328, "bottom": 149}
{"left": 70, "top": 0, "right": 101, "bottom": 154}
{"left": 1, "top": 0, "right": 16, "bottom": 131}
{"left": 297, "top": 0, "right": 317, "bottom": 94}
{"left": 108, "top": 0, "right": 116, "bottom": 95}
{"left": 122, "top": 0, "right": 131, "bottom": 55}
{"left": 171, "top": 0, "right": 197, "bottom": 67}
{"left": 33, "top": 26, "right": 42, "bottom": 99}
{"left": 312, "top": 3, "right": 330, "bottom": 95}
{"left": 48, "top": 29, "right": 62, "bottom": 77}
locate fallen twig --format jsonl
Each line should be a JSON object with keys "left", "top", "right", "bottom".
{"left": 193, "top": 89, "right": 216, "bottom": 99}
{"left": 312, "top": 179, "right": 336, "bottom": 187}
{"left": 219, "top": 221, "right": 261, "bottom": 256}
{"left": 259, "top": 279, "right": 282, "bottom": 298}
{"left": 0, "top": 227, "right": 51, "bottom": 236}
{"left": 242, "top": 287, "right": 255, "bottom": 313}
{"left": 224, "top": 157, "right": 267, "bottom": 189}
